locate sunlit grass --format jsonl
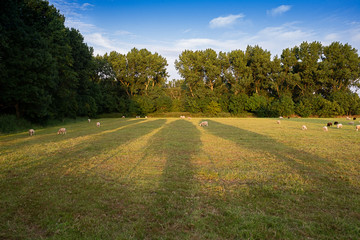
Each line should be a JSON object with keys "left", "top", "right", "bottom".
{"left": 1, "top": 117, "right": 360, "bottom": 239}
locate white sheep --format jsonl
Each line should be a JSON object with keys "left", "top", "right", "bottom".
{"left": 122, "top": 116, "right": 125, "bottom": 118}
{"left": 346, "top": 116, "right": 351, "bottom": 120}
{"left": 88, "top": 119, "right": 91, "bottom": 123}
{"left": 96, "top": 122, "right": 101, "bottom": 127}
{"left": 136, "top": 116, "right": 140, "bottom": 118}
{"left": 323, "top": 126, "right": 328, "bottom": 132}
{"left": 279, "top": 116, "right": 283, "bottom": 119}
{"left": 337, "top": 123, "right": 343, "bottom": 129}
{"left": 29, "top": 129, "right": 35, "bottom": 136}
{"left": 356, "top": 125, "right": 360, "bottom": 131}
{"left": 57, "top": 128, "right": 66, "bottom": 135}
{"left": 145, "top": 116, "right": 148, "bottom": 118}
{"left": 302, "top": 125, "right": 307, "bottom": 130}
{"left": 276, "top": 120, "right": 281, "bottom": 124}
{"left": 180, "top": 115, "right": 185, "bottom": 119}
{"left": 199, "top": 121, "right": 208, "bottom": 127}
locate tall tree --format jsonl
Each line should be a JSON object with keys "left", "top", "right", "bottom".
{"left": 245, "top": 45, "right": 272, "bottom": 95}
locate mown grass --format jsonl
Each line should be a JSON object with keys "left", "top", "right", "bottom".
{"left": 1, "top": 117, "right": 360, "bottom": 239}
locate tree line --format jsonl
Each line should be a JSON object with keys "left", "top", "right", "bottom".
{"left": 1, "top": 0, "right": 360, "bottom": 126}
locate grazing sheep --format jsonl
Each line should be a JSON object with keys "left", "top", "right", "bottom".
{"left": 327, "top": 122, "right": 333, "bottom": 127}
{"left": 302, "top": 125, "right": 307, "bottom": 130}
{"left": 57, "top": 128, "right": 66, "bottom": 135}
{"left": 346, "top": 116, "right": 351, "bottom": 120}
{"left": 348, "top": 122, "right": 354, "bottom": 125}
{"left": 88, "top": 119, "right": 91, "bottom": 123}
{"left": 96, "top": 122, "right": 101, "bottom": 127}
{"left": 145, "top": 116, "right": 148, "bottom": 118}
{"left": 136, "top": 116, "right": 140, "bottom": 118}
{"left": 356, "top": 125, "right": 360, "bottom": 131}
{"left": 276, "top": 120, "right": 281, "bottom": 124}
{"left": 279, "top": 116, "right": 283, "bottom": 119}
{"left": 334, "top": 121, "right": 339, "bottom": 125}
{"left": 199, "top": 121, "right": 208, "bottom": 127}
{"left": 353, "top": 117, "right": 357, "bottom": 120}
{"left": 29, "top": 129, "right": 35, "bottom": 136}
{"left": 180, "top": 115, "right": 185, "bottom": 119}
{"left": 323, "top": 126, "right": 328, "bottom": 132}
{"left": 122, "top": 116, "right": 125, "bottom": 118}
{"left": 337, "top": 123, "right": 343, "bottom": 129}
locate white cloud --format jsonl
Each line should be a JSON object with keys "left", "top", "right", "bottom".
{"left": 209, "top": 14, "right": 245, "bottom": 28}
{"left": 84, "top": 33, "right": 118, "bottom": 51}
{"left": 65, "top": 18, "right": 97, "bottom": 32}
{"left": 267, "top": 5, "right": 291, "bottom": 16}
{"left": 80, "top": 3, "right": 94, "bottom": 10}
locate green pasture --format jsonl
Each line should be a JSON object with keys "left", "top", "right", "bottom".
{"left": 1, "top": 118, "right": 360, "bottom": 239}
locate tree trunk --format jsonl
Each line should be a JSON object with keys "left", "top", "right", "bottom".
{"left": 15, "top": 103, "right": 20, "bottom": 118}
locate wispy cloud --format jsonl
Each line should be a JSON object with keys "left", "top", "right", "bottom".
{"left": 267, "top": 5, "right": 292, "bottom": 16}
{"left": 65, "top": 18, "right": 97, "bottom": 32}
{"left": 80, "top": 3, "right": 94, "bottom": 10}
{"left": 209, "top": 14, "right": 245, "bottom": 28}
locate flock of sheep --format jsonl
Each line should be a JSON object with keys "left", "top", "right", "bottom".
{"left": 28, "top": 118, "right": 101, "bottom": 136}
{"left": 27, "top": 116, "right": 360, "bottom": 136}
{"left": 277, "top": 116, "right": 360, "bottom": 132}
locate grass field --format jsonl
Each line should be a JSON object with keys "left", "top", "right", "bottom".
{"left": 1, "top": 117, "right": 360, "bottom": 239}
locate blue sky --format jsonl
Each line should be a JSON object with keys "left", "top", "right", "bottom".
{"left": 49, "top": 0, "right": 360, "bottom": 80}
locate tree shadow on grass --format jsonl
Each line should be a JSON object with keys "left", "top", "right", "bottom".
{"left": 130, "top": 119, "right": 203, "bottom": 239}
{"left": 0, "top": 119, "right": 168, "bottom": 239}
{"left": 202, "top": 119, "right": 360, "bottom": 238}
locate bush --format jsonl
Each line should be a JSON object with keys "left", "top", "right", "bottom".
{"left": 295, "top": 99, "right": 313, "bottom": 117}
{"left": 0, "top": 114, "right": 33, "bottom": 134}
{"left": 269, "top": 95, "right": 295, "bottom": 117}
{"left": 228, "top": 93, "right": 248, "bottom": 114}
{"left": 205, "top": 100, "right": 222, "bottom": 116}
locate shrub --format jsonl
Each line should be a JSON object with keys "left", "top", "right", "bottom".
{"left": 0, "top": 115, "right": 33, "bottom": 134}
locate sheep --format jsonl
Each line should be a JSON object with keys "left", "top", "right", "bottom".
{"left": 334, "top": 121, "right": 339, "bottom": 125}
{"left": 353, "top": 117, "right": 357, "bottom": 120}
{"left": 323, "top": 126, "right": 328, "bottom": 131}
{"left": 346, "top": 116, "right": 351, "bottom": 120}
{"left": 348, "top": 122, "right": 354, "bottom": 125}
{"left": 29, "top": 129, "right": 35, "bottom": 136}
{"left": 88, "top": 119, "right": 91, "bottom": 123}
{"left": 122, "top": 116, "right": 125, "bottom": 118}
{"left": 199, "top": 121, "right": 208, "bottom": 127}
{"left": 180, "top": 115, "right": 185, "bottom": 119}
{"left": 276, "top": 120, "right": 281, "bottom": 124}
{"left": 136, "top": 116, "right": 140, "bottom": 118}
{"left": 337, "top": 123, "right": 343, "bottom": 129}
{"left": 96, "top": 122, "right": 101, "bottom": 127}
{"left": 57, "top": 128, "right": 66, "bottom": 135}
{"left": 327, "top": 122, "right": 333, "bottom": 127}
{"left": 356, "top": 125, "right": 360, "bottom": 131}
{"left": 145, "top": 116, "right": 148, "bottom": 118}
{"left": 188, "top": 117, "right": 191, "bottom": 120}
{"left": 302, "top": 125, "right": 307, "bottom": 130}
{"left": 279, "top": 116, "right": 283, "bottom": 119}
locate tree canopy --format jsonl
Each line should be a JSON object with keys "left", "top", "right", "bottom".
{"left": 1, "top": 0, "right": 360, "bottom": 125}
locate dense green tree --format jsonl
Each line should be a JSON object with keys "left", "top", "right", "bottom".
{"left": 245, "top": 45, "right": 272, "bottom": 96}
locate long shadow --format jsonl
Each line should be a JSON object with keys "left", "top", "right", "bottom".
{"left": 130, "top": 119, "right": 202, "bottom": 238}
{"left": 200, "top": 119, "right": 360, "bottom": 237}
{"left": 0, "top": 119, "right": 150, "bottom": 172}
{"left": 0, "top": 119, "right": 167, "bottom": 188}
{"left": 206, "top": 119, "right": 360, "bottom": 189}
{"left": 0, "top": 119, "right": 142, "bottom": 152}
{"left": 0, "top": 119, "right": 168, "bottom": 238}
